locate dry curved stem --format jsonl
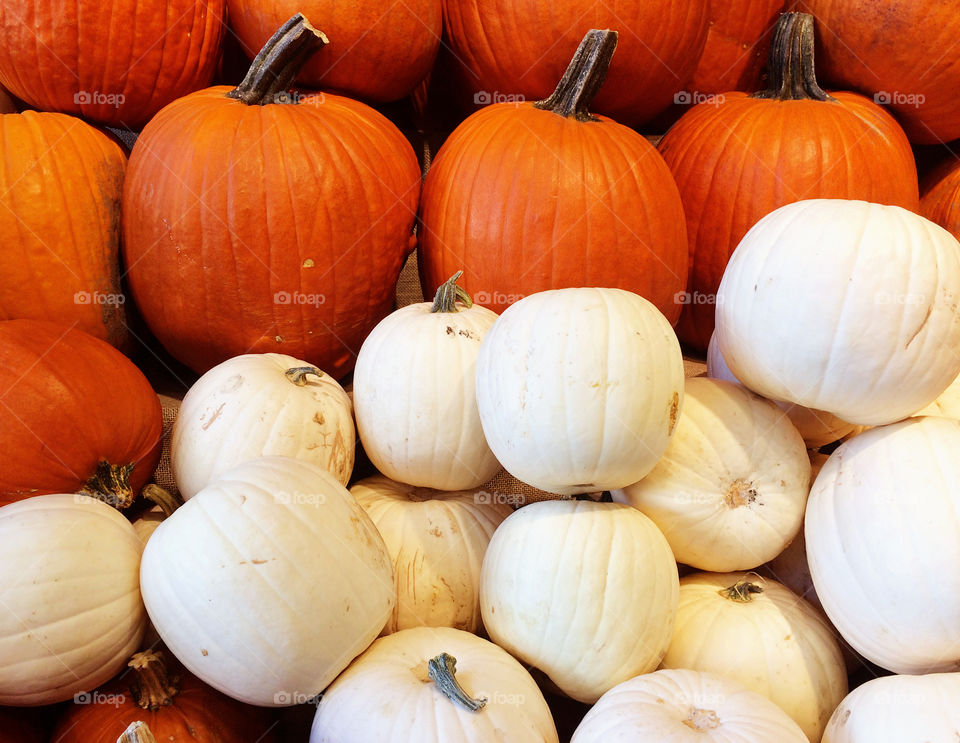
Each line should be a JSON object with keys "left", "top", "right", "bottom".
{"left": 129, "top": 649, "right": 180, "bottom": 710}
{"left": 431, "top": 271, "right": 474, "bottom": 313}
{"left": 754, "top": 12, "right": 835, "bottom": 102}
{"left": 117, "top": 721, "right": 157, "bottom": 743}
{"left": 428, "top": 653, "right": 487, "bottom": 712}
{"left": 285, "top": 366, "right": 325, "bottom": 386}
{"left": 534, "top": 29, "right": 618, "bottom": 121}
{"left": 80, "top": 461, "right": 136, "bottom": 509}
{"left": 141, "top": 484, "right": 183, "bottom": 517}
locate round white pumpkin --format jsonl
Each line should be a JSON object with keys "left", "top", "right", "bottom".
{"left": 571, "top": 668, "right": 808, "bottom": 743}
{"left": 0, "top": 494, "right": 146, "bottom": 705}
{"left": 475, "top": 287, "right": 684, "bottom": 495}
{"left": 350, "top": 475, "right": 513, "bottom": 634}
{"left": 706, "top": 333, "right": 855, "bottom": 447}
{"left": 660, "top": 572, "right": 847, "bottom": 742}
{"left": 822, "top": 672, "right": 960, "bottom": 742}
{"left": 480, "top": 500, "right": 679, "bottom": 703}
{"left": 353, "top": 274, "right": 501, "bottom": 490}
{"left": 172, "top": 353, "right": 354, "bottom": 499}
{"left": 613, "top": 377, "right": 810, "bottom": 572}
{"left": 806, "top": 415, "right": 960, "bottom": 674}
{"left": 310, "top": 626, "right": 559, "bottom": 743}
{"left": 140, "top": 456, "right": 394, "bottom": 706}
{"left": 715, "top": 199, "right": 960, "bottom": 425}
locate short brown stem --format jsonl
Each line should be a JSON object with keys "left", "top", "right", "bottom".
{"left": 141, "top": 484, "right": 183, "bottom": 517}
{"left": 719, "top": 579, "right": 764, "bottom": 603}
{"left": 285, "top": 366, "right": 325, "bottom": 386}
{"left": 534, "top": 29, "right": 618, "bottom": 121}
{"left": 431, "top": 271, "right": 474, "bottom": 313}
{"left": 117, "top": 722, "right": 157, "bottom": 743}
{"left": 428, "top": 653, "right": 487, "bottom": 712}
{"left": 80, "top": 461, "right": 136, "bottom": 509}
{"left": 129, "top": 650, "right": 179, "bottom": 710}
{"left": 753, "top": 13, "right": 834, "bottom": 102}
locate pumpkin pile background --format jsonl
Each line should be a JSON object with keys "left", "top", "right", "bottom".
{"left": 2, "top": 0, "right": 960, "bottom": 740}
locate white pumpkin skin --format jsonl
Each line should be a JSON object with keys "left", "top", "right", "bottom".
{"left": 706, "top": 333, "right": 855, "bottom": 447}
{"left": 172, "top": 353, "right": 354, "bottom": 499}
{"left": 571, "top": 669, "right": 808, "bottom": 743}
{"left": 806, "top": 416, "right": 960, "bottom": 674}
{"left": 0, "top": 494, "right": 146, "bottom": 705}
{"left": 480, "top": 500, "right": 679, "bottom": 703}
{"left": 613, "top": 377, "right": 810, "bottom": 572}
{"left": 912, "top": 370, "right": 960, "bottom": 418}
{"left": 310, "top": 626, "right": 559, "bottom": 743}
{"left": 351, "top": 475, "right": 513, "bottom": 635}
{"left": 353, "top": 289, "right": 501, "bottom": 490}
{"left": 140, "top": 456, "right": 395, "bottom": 706}
{"left": 660, "top": 573, "right": 847, "bottom": 742}
{"left": 822, "top": 672, "right": 960, "bottom": 742}
{"left": 715, "top": 199, "right": 960, "bottom": 425}
{"left": 476, "top": 287, "right": 685, "bottom": 495}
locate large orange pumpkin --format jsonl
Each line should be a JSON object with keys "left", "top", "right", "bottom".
{"left": 0, "top": 0, "right": 225, "bottom": 128}
{"left": 418, "top": 30, "right": 688, "bottom": 323}
{"left": 0, "top": 111, "right": 129, "bottom": 349}
{"left": 227, "top": 0, "right": 441, "bottom": 102}
{"left": 0, "top": 320, "right": 162, "bottom": 507}
{"left": 921, "top": 160, "right": 960, "bottom": 241}
{"left": 442, "top": 0, "right": 709, "bottom": 127}
{"left": 794, "top": 0, "right": 960, "bottom": 144}
{"left": 51, "top": 650, "right": 281, "bottom": 743}
{"left": 122, "top": 16, "right": 421, "bottom": 378}
{"left": 658, "top": 12, "right": 919, "bottom": 351}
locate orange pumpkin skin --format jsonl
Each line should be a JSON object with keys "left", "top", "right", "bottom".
{"left": 0, "top": 84, "right": 16, "bottom": 113}
{"left": 921, "top": 161, "right": 960, "bottom": 241}
{"left": 0, "top": 0, "right": 225, "bottom": 128}
{"left": 418, "top": 103, "right": 688, "bottom": 323}
{"left": 442, "top": 0, "right": 710, "bottom": 127}
{"left": 0, "top": 320, "right": 162, "bottom": 506}
{"left": 122, "top": 88, "right": 420, "bottom": 378}
{"left": 794, "top": 0, "right": 960, "bottom": 144}
{"left": 0, "top": 111, "right": 129, "bottom": 349}
{"left": 227, "top": 0, "right": 441, "bottom": 101}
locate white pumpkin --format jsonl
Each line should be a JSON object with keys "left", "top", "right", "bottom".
{"left": 715, "top": 199, "right": 960, "bottom": 425}
{"left": 613, "top": 377, "right": 810, "bottom": 572}
{"left": 351, "top": 475, "right": 513, "bottom": 635}
{"left": 353, "top": 273, "right": 501, "bottom": 490}
{"left": 480, "top": 500, "right": 679, "bottom": 703}
{"left": 475, "top": 287, "right": 684, "bottom": 495}
{"left": 822, "top": 672, "right": 960, "bottom": 742}
{"left": 706, "top": 333, "right": 855, "bottom": 447}
{"left": 310, "top": 626, "right": 559, "bottom": 743}
{"left": 912, "top": 370, "right": 960, "bottom": 418}
{"left": 806, "top": 415, "right": 960, "bottom": 674}
{"left": 140, "top": 456, "right": 394, "bottom": 706}
{"left": 0, "top": 494, "right": 146, "bottom": 705}
{"left": 571, "top": 669, "right": 808, "bottom": 743}
{"left": 660, "top": 572, "right": 847, "bottom": 742}
{"left": 172, "top": 353, "right": 354, "bottom": 499}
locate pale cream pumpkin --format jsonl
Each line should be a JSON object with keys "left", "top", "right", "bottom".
{"left": 480, "top": 500, "right": 679, "bottom": 703}
{"left": 475, "top": 287, "right": 684, "bottom": 495}
{"left": 310, "top": 626, "right": 559, "bottom": 743}
{"left": 353, "top": 273, "right": 501, "bottom": 490}
{"left": 350, "top": 475, "right": 513, "bottom": 634}
{"left": 715, "top": 199, "right": 960, "bottom": 425}
{"left": 912, "top": 370, "right": 960, "bottom": 418}
{"left": 613, "top": 377, "right": 810, "bottom": 571}
{"left": 806, "top": 415, "right": 960, "bottom": 674}
{"left": 571, "top": 669, "right": 808, "bottom": 742}
{"left": 140, "top": 456, "right": 394, "bottom": 706}
{"left": 660, "top": 572, "right": 847, "bottom": 742}
{"left": 172, "top": 353, "right": 354, "bottom": 499}
{"left": 0, "top": 494, "right": 146, "bottom": 705}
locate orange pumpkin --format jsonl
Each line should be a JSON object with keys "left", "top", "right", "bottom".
{"left": 0, "top": 111, "right": 129, "bottom": 349}
{"left": 921, "top": 160, "right": 960, "bottom": 241}
{"left": 0, "top": 0, "right": 225, "bottom": 128}
{"left": 418, "top": 30, "right": 688, "bottom": 323}
{"left": 0, "top": 320, "right": 162, "bottom": 507}
{"left": 658, "top": 12, "right": 919, "bottom": 351}
{"left": 122, "top": 16, "right": 421, "bottom": 378}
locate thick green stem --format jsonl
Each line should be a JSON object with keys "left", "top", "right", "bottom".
{"left": 129, "top": 650, "right": 179, "bottom": 710}
{"left": 227, "top": 14, "right": 329, "bottom": 105}
{"left": 534, "top": 29, "right": 618, "bottom": 122}
{"left": 719, "top": 579, "right": 764, "bottom": 603}
{"left": 117, "top": 722, "right": 157, "bottom": 743}
{"left": 431, "top": 271, "right": 474, "bottom": 313}
{"left": 428, "top": 653, "right": 487, "bottom": 712}
{"left": 285, "top": 366, "right": 325, "bottom": 386}
{"left": 141, "top": 484, "right": 182, "bottom": 517}
{"left": 753, "top": 13, "right": 834, "bottom": 102}
{"left": 80, "top": 461, "right": 136, "bottom": 509}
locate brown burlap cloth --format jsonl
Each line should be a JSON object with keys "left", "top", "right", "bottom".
{"left": 152, "top": 252, "right": 706, "bottom": 504}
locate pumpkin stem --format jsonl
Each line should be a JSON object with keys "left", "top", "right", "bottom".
{"left": 754, "top": 13, "right": 835, "bottom": 102}
{"left": 427, "top": 652, "right": 487, "bottom": 712}
{"left": 141, "top": 484, "right": 183, "bottom": 517}
{"left": 129, "top": 650, "right": 180, "bottom": 710}
{"left": 534, "top": 29, "right": 618, "bottom": 122}
{"left": 227, "top": 14, "right": 329, "bottom": 105}
{"left": 285, "top": 366, "right": 325, "bottom": 386}
{"left": 117, "top": 722, "right": 158, "bottom": 743}
{"left": 431, "top": 271, "right": 474, "bottom": 313}
{"left": 80, "top": 461, "right": 136, "bottom": 509}
{"left": 719, "top": 579, "right": 764, "bottom": 602}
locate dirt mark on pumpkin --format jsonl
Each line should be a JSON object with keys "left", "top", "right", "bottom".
{"left": 724, "top": 479, "right": 759, "bottom": 508}
{"left": 668, "top": 392, "right": 679, "bottom": 435}
{"left": 201, "top": 403, "right": 226, "bottom": 430}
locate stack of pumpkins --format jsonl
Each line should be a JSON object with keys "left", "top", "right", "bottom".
{"left": 2, "top": 0, "right": 960, "bottom": 740}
